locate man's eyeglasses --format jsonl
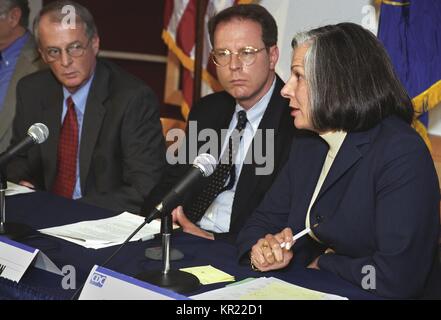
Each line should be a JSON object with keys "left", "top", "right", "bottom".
{"left": 43, "top": 39, "right": 92, "bottom": 62}
{"left": 211, "top": 46, "right": 267, "bottom": 67}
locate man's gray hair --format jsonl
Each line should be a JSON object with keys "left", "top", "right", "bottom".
{"left": 0, "top": 0, "right": 30, "bottom": 28}
{"left": 33, "top": 0, "right": 97, "bottom": 44}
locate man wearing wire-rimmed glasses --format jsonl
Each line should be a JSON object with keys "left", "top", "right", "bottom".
{"left": 143, "top": 4, "right": 297, "bottom": 243}
{"left": 6, "top": 0, "right": 165, "bottom": 214}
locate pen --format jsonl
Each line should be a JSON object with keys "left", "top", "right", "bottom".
{"left": 280, "top": 223, "right": 319, "bottom": 249}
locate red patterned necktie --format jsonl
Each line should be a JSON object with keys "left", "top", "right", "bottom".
{"left": 52, "top": 96, "right": 78, "bottom": 198}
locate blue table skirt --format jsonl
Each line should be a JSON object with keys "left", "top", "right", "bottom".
{"left": 1, "top": 192, "right": 379, "bottom": 300}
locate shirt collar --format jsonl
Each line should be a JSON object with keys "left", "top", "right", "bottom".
{"left": 320, "top": 130, "right": 347, "bottom": 158}
{"left": 62, "top": 72, "right": 95, "bottom": 115}
{"left": 234, "top": 77, "right": 276, "bottom": 134}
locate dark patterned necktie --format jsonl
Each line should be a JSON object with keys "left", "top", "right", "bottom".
{"left": 185, "top": 110, "right": 248, "bottom": 223}
{"left": 52, "top": 96, "right": 79, "bottom": 198}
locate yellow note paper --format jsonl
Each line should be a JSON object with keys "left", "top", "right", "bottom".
{"left": 180, "top": 265, "right": 235, "bottom": 285}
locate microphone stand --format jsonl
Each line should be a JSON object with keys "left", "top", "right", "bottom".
{"left": 71, "top": 208, "right": 199, "bottom": 299}
{"left": 136, "top": 211, "right": 199, "bottom": 294}
{"left": 0, "top": 167, "right": 31, "bottom": 239}
{"left": 144, "top": 211, "right": 184, "bottom": 261}
{"left": 144, "top": 244, "right": 184, "bottom": 261}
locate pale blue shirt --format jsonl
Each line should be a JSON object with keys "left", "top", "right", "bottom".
{"left": 0, "top": 32, "right": 29, "bottom": 111}
{"left": 61, "top": 74, "right": 94, "bottom": 199}
{"left": 198, "top": 78, "right": 276, "bottom": 233}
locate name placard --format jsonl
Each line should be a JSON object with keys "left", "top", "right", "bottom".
{"left": 79, "top": 265, "right": 189, "bottom": 300}
{"left": 0, "top": 236, "right": 62, "bottom": 282}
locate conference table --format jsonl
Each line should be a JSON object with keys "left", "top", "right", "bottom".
{"left": 0, "top": 191, "right": 379, "bottom": 300}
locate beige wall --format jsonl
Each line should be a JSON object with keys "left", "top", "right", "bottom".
{"left": 259, "top": 0, "right": 379, "bottom": 82}
{"left": 28, "top": 0, "right": 42, "bottom": 30}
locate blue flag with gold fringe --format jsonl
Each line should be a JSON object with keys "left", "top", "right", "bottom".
{"left": 378, "top": 0, "right": 441, "bottom": 149}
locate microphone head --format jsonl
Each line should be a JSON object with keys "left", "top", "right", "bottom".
{"left": 193, "top": 153, "right": 217, "bottom": 177}
{"left": 27, "top": 123, "right": 49, "bottom": 144}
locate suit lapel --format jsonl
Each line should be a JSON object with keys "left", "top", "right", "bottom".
{"left": 79, "top": 61, "right": 108, "bottom": 192}
{"left": 0, "top": 37, "right": 42, "bottom": 144}
{"left": 40, "top": 82, "right": 63, "bottom": 188}
{"left": 293, "top": 135, "right": 329, "bottom": 219}
{"left": 231, "top": 77, "right": 287, "bottom": 224}
{"left": 9, "top": 37, "right": 41, "bottom": 83}
{"left": 218, "top": 104, "right": 235, "bottom": 157}
{"left": 315, "top": 130, "right": 371, "bottom": 202}
{"left": 197, "top": 99, "right": 235, "bottom": 161}
{"left": 18, "top": 37, "right": 42, "bottom": 69}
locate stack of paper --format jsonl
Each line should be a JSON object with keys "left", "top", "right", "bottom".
{"left": 38, "top": 212, "right": 167, "bottom": 249}
{"left": 190, "top": 277, "right": 348, "bottom": 300}
{"left": 5, "top": 182, "right": 35, "bottom": 196}
{"left": 180, "top": 265, "right": 235, "bottom": 285}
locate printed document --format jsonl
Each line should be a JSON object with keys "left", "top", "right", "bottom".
{"left": 38, "top": 212, "right": 167, "bottom": 249}
{"left": 190, "top": 277, "right": 348, "bottom": 300}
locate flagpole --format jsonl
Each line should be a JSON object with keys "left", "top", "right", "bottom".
{"left": 193, "top": 0, "right": 207, "bottom": 104}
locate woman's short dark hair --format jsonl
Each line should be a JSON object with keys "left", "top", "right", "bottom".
{"left": 292, "top": 22, "right": 413, "bottom": 132}
{"left": 208, "top": 4, "right": 277, "bottom": 48}
{"left": 33, "top": 0, "right": 98, "bottom": 45}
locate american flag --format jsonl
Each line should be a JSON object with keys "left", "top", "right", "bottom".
{"left": 162, "top": 0, "right": 252, "bottom": 118}
{"left": 378, "top": 0, "right": 441, "bottom": 150}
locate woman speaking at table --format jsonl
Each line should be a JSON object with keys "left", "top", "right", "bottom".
{"left": 237, "top": 23, "right": 440, "bottom": 299}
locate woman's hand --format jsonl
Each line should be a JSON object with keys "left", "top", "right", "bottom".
{"left": 250, "top": 228, "right": 295, "bottom": 272}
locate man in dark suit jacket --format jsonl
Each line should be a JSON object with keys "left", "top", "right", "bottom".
{"left": 143, "top": 4, "right": 296, "bottom": 242}
{"left": 0, "top": 0, "right": 46, "bottom": 153}
{"left": 6, "top": 1, "right": 165, "bottom": 213}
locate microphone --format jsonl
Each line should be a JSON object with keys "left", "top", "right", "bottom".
{"left": 0, "top": 123, "right": 48, "bottom": 240}
{"left": 0, "top": 123, "right": 49, "bottom": 167}
{"left": 70, "top": 153, "right": 217, "bottom": 299}
{"left": 145, "top": 153, "right": 217, "bottom": 223}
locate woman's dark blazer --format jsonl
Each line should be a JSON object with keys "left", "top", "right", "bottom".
{"left": 237, "top": 116, "right": 441, "bottom": 299}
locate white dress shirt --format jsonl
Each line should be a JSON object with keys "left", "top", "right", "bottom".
{"left": 198, "top": 78, "right": 276, "bottom": 233}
